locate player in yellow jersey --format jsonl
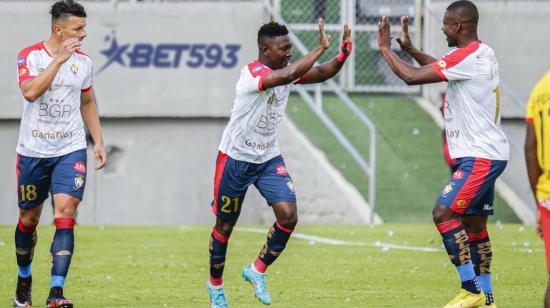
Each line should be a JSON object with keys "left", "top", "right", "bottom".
{"left": 525, "top": 70, "right": 550, "bottom": 308}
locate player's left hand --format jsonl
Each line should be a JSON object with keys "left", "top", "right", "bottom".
{"left": 94, "top": 143, "right": 108, "bottom": 170}
{"left": 378, "top": 16, "right": 392, "bottom": 50}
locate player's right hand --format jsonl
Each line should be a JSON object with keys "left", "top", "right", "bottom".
{"left": 56, "top": 38, "right": 81, "bottom": 63}
{"left": 395, "top": 16, "right": 413, "bottom": 51}
{"left": 318, "top": 18, "right": 331, "bottom": 50}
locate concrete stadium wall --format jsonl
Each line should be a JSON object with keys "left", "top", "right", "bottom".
{"left": 0, "top": 1, "right": 377, "bottom": 225}
{"left": 0, "top": 119, "right": 378, "bottom": 225}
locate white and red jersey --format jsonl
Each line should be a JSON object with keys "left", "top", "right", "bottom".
{"left": 218, "top": 60, "right": 302, "bottom": 163}
{"left": 431, "top": 41, "right": 509, "bottom": 161}
{"left": 16, "top": 42, "right": 92, "bottom": 158}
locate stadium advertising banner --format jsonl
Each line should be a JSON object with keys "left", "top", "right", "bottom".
{"left": 0, "top": 2, "right": 267, "bottom": 118}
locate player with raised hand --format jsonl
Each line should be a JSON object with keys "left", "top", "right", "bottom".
{"left": 378, "top": 1, "right": 508, "bottom": 307}
{"left": 206, "top": 18, "right": 351, "bottom": 308}
{"left": 13, "top": 1, "right": 107, "bottom": 307}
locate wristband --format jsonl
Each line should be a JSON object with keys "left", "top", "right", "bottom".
{"left": 336, "top": 39, "right": 352, "bottom": 62}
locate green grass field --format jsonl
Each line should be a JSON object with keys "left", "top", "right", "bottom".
{"left": 0, "top": 224, "right": 543, "bottom": 307}
{"left": 287, "top": 93, "right": 520, "bottom": 223}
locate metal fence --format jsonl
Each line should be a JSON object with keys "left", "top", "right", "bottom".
{"left": 273, "top": 0, "right": 421, "bottom": 93}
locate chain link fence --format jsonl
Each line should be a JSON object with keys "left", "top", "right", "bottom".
{"left": 275, "top": 0, "right": 420, "bottom": 93}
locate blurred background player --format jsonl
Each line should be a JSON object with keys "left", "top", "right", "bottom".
{"left": 206, "top": 19, "right": 352, "bottom": 307}
{"left": 377, "top": 1, "right": 508, "bottom": 307}
{"left": 13, "top": 0, "right": 107, "bottom": 307}
{"left": 525, "top": 69, "right": 550, "bottom": 308}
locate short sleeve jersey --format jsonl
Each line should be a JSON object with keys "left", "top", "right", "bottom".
{"left": 218, "top": 60, "right": 297, "bottom": 163}
{"left": 525, "top": 71, "right": 550, "bottom": 199}
{"left": 431, "top": 41, "right": 509, "bottom": 161}
{"left": 16, "top": 42, "right": 92, "bottom": 158}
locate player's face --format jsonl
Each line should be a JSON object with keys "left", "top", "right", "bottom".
{"left": 266, "top": 35, "right": 293, "bottom": 69}
{"left": 55, "top": 16, "right": 87, "bottom": 42}
{"left": 441, "top": 11, "right": 458, "bottom": 47}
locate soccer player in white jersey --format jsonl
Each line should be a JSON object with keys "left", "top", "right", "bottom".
{"left": 13, "top": 1, "right": 107, "bottom": 307}
{"left": 206, "top": 19, "right": 352, "bottom": 307}
{"left": 377, "top": 1, "right": 508, "bottom": 307}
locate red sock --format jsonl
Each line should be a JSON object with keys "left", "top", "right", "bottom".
{"left": 253, "top": 258, "right": 267, "bottom": 274}
{"left": 209, "top": 276, "right": 223, "bottom": 287}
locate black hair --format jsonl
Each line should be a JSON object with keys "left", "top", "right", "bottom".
{"left": 50, "top": 0, "right": 86, "bottom": 21}
{"left": 447, "top": 0, "right": 478, "bottom": 23}
{"left": 257, "top": 21, "right": 289, "bottom": 41}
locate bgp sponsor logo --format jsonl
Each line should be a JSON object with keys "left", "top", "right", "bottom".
{"left": 97, "top": 33, "right": 241, "bottom": 74}
{"left": 452, "top": 170, "right": 464, "bottom": 180}
{"left": 73, "top": 161, "right": 87, "bottom": 174}
{"left": 275, "top": 164, "right": 289, "bottom": 176}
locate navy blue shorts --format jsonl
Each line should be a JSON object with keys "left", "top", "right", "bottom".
{"left": 211, "top": 151, "right": 296, "bottom": 221}
{"left": 16, "top": 149, "right": 87, "bottom": 210}
{"left": 436, "top": 157, "right": 507, "bottom": 216}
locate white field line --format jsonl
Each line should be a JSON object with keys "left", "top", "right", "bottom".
{"left": 237, "top": 227, "right": 441, "bottom": 252}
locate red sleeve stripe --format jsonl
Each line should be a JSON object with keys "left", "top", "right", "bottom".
{"left": 81, "top": 85, "right": 93, "bottom": 93}
{"left": 525, "top": 117, "right": 534, "bottom": 123}
{"left": 431, "top": 63, "right": 448, "bottom": 82}
{"left": 431, "top": 41, "right": 481, "bottom": 81}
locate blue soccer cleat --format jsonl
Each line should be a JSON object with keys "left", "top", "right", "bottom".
{"left": 241, "top": 264, "right": 272, "bottom": 305}
{"left": 207, "top": 281, "right": 228, "bottom": 308}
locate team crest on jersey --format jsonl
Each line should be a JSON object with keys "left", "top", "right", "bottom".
{"left": 438, "top": 60, "right": 447, "bottom": 68}
{"left": 73, "top": 161, "right": 87, "bottom": 174}
{"left": 275, "top": 164, "right": 289, "bottom": 176}
{"left": 70, "top": 63, "right": 78, "bottom": 75}
{"left": 455, "top": 199, "right": 467, "bottom": 208}
{"left": 19, "top": 68, "right": 27, "bottom": 77}
{"left": 18, "top": 56, "right": 25, "bottom": 66}
{"left": 286, "top": 179, "right": 295, "bottom": 193}
{"left": 74, "top": 174, "right": 85, "bottom": 190}
{"left": 442, "top": 182, "right": 454, "bottom": 196}
{"left": 452, "top": 170, "right": 464, "bottom": 180}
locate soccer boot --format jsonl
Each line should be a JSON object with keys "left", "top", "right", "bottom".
{"left": 443, "top": 289, "right": 485, "bottom": 308}
{"left": 13, "top": 276, "right": 32, "bottom": 307}
{"left": 242, "top": 263, "right": 272, "bottom": 305}
{"left": 46, "top": 287, "right": 73, "bottom": 308}
{"left": 207, "top": 281, "right": 228, "bottom": 308}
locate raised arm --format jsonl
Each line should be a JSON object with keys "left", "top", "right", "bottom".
{"left": 262, "top": 18, "right": 330, "bottom": 90}
{"left": 378, "top": 16, "right": 442, "bottom": 85}
{"left": 299, "top": 24, "right": 353, "bottom": 84}
{"left": 394, "top": 16, "right": 438, "bottom": 66}
{"left": 80, "top": 90, "right": 107, "bottom": 170}
{"left": 20, "top": 38, "right": 81, "bottom": 102}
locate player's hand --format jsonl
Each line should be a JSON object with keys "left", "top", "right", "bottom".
{"left": 318, "top": 18, "right": 331, "bottom": 50}
{"left": 378, "top": 16, "right": 392, "bottom": 50}
{"left": 395, "top": 16, "right": 413, "bottom": 51}
{"left": 537, "top": 207, "right": 543, "bottom": 238}
{"left": 56, "top": 38, "right": 81, "bottom": 64}
{"left": 94, "top": 143, "right": 108, "bottom": 170}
